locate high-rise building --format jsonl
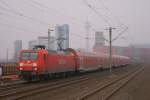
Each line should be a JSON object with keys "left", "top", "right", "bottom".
{"left": 95, "top": 31, "right": 105, "bottom": 46}
{"left": 55, "top": 24, "right": 69, "bottom": 50}
{"left": 28, "top": 40, "right": 38, "bottom": 50}
{"left": 14, "top": 40, "right": 22, "bottom": 61}
{"left": 93, "top": 31, "right": 105, "bottom": 50}
{"left": 38, "top": 36, "right": 57, "bottom": 50}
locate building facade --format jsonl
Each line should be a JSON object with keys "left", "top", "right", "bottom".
{"left": 38, "top": 36, "right": 57, "bottom": 50}
{"left": 94, "top": 31, "right": 105, "bottom": 46}
{"left": 14, "top": 40, "right": 22, "bottom": 61}
{"left": 28, "top": 40, "right": 38, "bottom": 50}
{"left": 55, "top": 24, "right": 69, "bottom": 50}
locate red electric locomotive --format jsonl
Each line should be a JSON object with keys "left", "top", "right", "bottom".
{"left": 17, "top": 45, "right": 130, "bottom": 81}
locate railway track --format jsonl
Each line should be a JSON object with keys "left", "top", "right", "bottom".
{"left": 0, "top": 70, "right": 101, "bottom": 96}
{"left": 0, "top": 64, "right": 141, "bottom": 100}
{"left": 0, "top": 74, "right": 91, "bottom": 100}
{"left": 78, "top": 66, "right": 144, "bottom": 100}
{"left": 16, "top": 64, "right": 140, "bottom": 100}
{"left": 0, "top": 81, "right": 26, "bottom": 91}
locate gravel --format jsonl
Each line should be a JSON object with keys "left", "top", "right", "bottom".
{"left": 108, "top": 64, "right": 150, "bottom": 100}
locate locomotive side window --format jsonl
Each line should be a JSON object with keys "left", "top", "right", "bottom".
{"left": 43, "top": 54, "right": 46, "bottom": 60}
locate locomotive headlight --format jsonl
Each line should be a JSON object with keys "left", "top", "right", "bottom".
{"left": 32, "top": 63, "right": 37, "bottom": 67}
{"left": 33, "top": 67, "right": 37, "bottom": 71}
{"left": 19, "top": 63, "right": 23, "bottom": 67}
{"left": 19, "top": 67, "right": 23, "bottom": 70}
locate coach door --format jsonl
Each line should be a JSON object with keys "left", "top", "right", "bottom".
{"left": 79, "top": 56, "right": 84, "bottom": 71}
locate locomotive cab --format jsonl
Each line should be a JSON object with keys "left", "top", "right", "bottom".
{"left": 18, "top": 45, "right": 48, "bottom": 80}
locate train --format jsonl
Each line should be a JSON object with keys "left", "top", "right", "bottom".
{"left": 17, "top": 45, "right": 130, "bottom": 81}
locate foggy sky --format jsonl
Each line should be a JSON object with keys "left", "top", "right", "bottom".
{"left": 0, "top": 0, "right": 150, "bottom": 59}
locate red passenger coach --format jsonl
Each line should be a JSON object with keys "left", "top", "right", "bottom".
{"left": 17, "top": 45, "right": 130, "bottom": 81}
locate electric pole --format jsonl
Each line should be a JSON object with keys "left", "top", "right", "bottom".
{"left": 85, "top": 19, "right": 91, "bottom": 51}
{"left": 6, "top": 48, "right": 8, "bottom": 63}
{"left": 105, "top": 27, "right": 116, "bottom": 73}
{"left": 48, "top": 28, "right": 54, "bottom": 50}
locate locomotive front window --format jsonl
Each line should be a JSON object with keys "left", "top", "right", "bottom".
{"left": 21, "top": 52, "right": 38, "bottom": 60}
{"left": 21, "top": 52, "right": 30, "bottom": 60}
{"left": 30, "top": 53, "right": 38, "bottom": 60}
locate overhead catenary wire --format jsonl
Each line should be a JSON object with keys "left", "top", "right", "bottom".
{"left": 0, "top": 22, "right": 45, "bottom": 35}
{"left": 97, "top": 0, "right": 128, "bottom": 37}
{"left": 27, "top": 0, "right": 110, "bottom": 41}
{"left": 112, "top": 27, "right": 128, "bottom": 42}
{"left": 0, "top": 12, "right": 89, "bottom": 42}
{"left": 97, "top": 0, "right": 127, "bottom": 28}
{"left": 83, "top": 0, "right": 112, "bottom": 27}
{"left": 28, "top": 0, "right": 86, "bottom": 26}
{"left": 0, "top": 0, "right": 90, "bottom": 28}
{"left": 0, "top": 1, "right": 92, "bottom": 34}
{"left": 0, "top": 0, "right": 112, "bottom": 47}
{"left": 0, "top": 11, "right": 46, "bottom": 30}
{"left": 84, "top": 0, "right": 128, "bottom": 30}
{"left": 0, "top": 1, "right": 50, "bottom": 26}
{"left": 0, "top": 0, "right": 17, "bottom": 12}
{"left": 0, "top": 0, "right": 93, "bottom": 41}
{"left": 0, "top": 14, "right": 90, "bottom": 42}
{"left": 86, "top": 0, "right": 128, "bottom": 42}
{"left": 27, "top": 0, "right": 109, "bottom": 38}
